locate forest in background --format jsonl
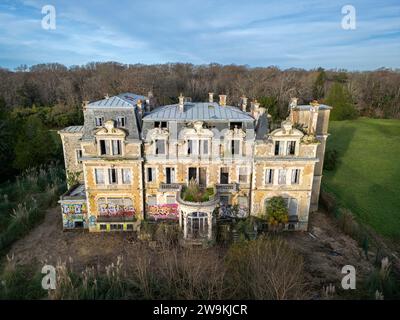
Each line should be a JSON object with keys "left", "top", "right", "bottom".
{"left": 0, "top": 62, "right": 399, "bottom": 182}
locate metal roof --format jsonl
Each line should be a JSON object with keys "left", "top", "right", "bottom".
{"left": 58, "top": 126, "right": 84, "bottom": 133}
{"left": 87, "top": 93, "right": 147, "bottom": 108}
{"left": 143, "top": 102, "right": 254, "bottom": 122}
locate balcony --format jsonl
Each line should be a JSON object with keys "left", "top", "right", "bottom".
{"left": 159, "top": 183, "right": 182, "bottom": 192}
{"left": 216, "top": 183, "right": 238, "bottom": 193}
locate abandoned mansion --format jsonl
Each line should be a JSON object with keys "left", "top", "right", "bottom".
{"left": 58, "top": 92, "right": 331, "bottom": 240}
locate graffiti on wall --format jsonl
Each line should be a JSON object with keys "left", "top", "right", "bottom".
{"left": 147, "top": 204, "right": 179, "bottom": 221}
{"left": 98, "top": 204, "right": 135, "bottom": 217}
{"left": 61, "top": 202, "right": 87, "bottom": 228}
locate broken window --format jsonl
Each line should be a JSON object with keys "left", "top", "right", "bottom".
{"left": 231, "top": 140, "right": 240, "bottom": 155}
{"left": 187, "top": 140, "right": 193, "bottom": 155}
{"left": 116, "top": 116, "right": 126, "bottom": 127}
{"left": 111, "top": 140, "right": 122, "bottom": 155}
{"left": 108, "top": 168, "right": 118, "bottom": 184}
{"left": 155, "top": 139, "right": 166, "bottom": 155}
{"left": 287, "top": 141, "right": 296, "bottom": 155}
{"left": 265, "top": 169, "right": 274, "bottom": 185}
{"left": 95, "top": 116, "right": 104, "bottom": 127}
{"left": 165, "top": 167, "right": 175, "bottom": 184}
{"left": 99, "top": 140, "right": 107, "bottom": 155}
{"left": 147, "top": 167, "right": 155, "bottom": 182}
{"left": 291, "top": 169, "right": 300, "bottom": 184}
{"left": 220, "top": 167, "right": 229, "bottom": 184}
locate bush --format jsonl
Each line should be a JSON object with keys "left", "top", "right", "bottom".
{"left": 265, "top": 197, "right": 288, "bottom": 228}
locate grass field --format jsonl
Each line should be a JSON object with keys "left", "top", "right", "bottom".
{"left": 323, "top": 118, "right": 400, "bottom": 240}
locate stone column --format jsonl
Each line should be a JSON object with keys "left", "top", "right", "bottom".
{"left": 183, "top": 213, "right": 188, "bottom": 239}
{"left": 207, "top": 212, "right": 212, "bottom": 240}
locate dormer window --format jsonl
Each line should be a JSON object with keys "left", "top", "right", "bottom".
{"left": 116, "top": 116, "right": 126, "bottom": 127}
{"left": 100, "top": 140, "right": 107, "bottom": 155}
{"left": 274, "top": 141, "right": 284, "bottom": 156}
{"left": 287, "top": 141, "right": 296, "bottom": 155}
{"left": 154, "top": 121, "right": 167, "bottom": 128}
{"left": 99, "top": 139, "right": 122, "bottom": 156}
{"left": 230, "top": 122, "right": 243, "bottom": 130}
{"left": 111, "top": 140, "right": 122, "bottom": 155}
{"left": 95, "top": 116, "right": 104, "bottom": 127}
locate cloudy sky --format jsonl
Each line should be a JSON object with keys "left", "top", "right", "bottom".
{"left": 0, "top": 0, "right": 399, "bottom": 70}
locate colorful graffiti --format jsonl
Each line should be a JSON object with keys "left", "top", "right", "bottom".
{"left": 147, "top": 204, "right": 179, "bottom": 221}
{"left": 98, "top": 204, "right": 135, "bottom": 217}
{"left": 61, "top": 202, "right": 88, "bottom": 228}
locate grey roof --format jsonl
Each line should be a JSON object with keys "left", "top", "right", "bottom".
{"left": 143, "top": 102, "right": 254, "bottom": 122}
{"left": 295, "top": 104, "right": 332, "bottom": 110}
{"left": 58, "top": 126, "right": 84, "bottom": 134}
{"left": 87, "top": 93, "right": 147, "bottom": 109}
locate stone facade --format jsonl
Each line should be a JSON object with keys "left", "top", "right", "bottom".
{"left": 59, "top": 92, "right": 331, "bottom": 237}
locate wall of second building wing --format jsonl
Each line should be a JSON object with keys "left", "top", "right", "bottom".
{"left": 83, "top": 160, "right": 144, "bottom": 231}
{"left": 59, "top": 132, "right": 84, "bottom": 187}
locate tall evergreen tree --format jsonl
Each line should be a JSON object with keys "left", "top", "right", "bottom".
{"left": 312, "top": 68, "right": 326, "bottom": 100}
{"left": 325, "top": 82, "right": 357, "bottom": 121}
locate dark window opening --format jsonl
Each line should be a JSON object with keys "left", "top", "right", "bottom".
{"left": 147, "top": 168, "right": 154, "bottom": 182}
{"left": 230, "top": 122, "right": 243, "bottom": 130}
{"left": 154, "top": 121, "right": 167, "bottom": 128}
{"left": 100, "top": 140, "right": 106, "bottom": 155}
{"left": 274, "top": 141, "right": 280, "bottom": 155}
{"left": 100, "top": 224, "right": 107, "bottom": 231}
{"left": 109, "top": 168, "right": 118, "bottom": 184}
{"left": 287, "top": 141, "right": 296, "bottom": 155}
{"left": 188, "top": 167, "right": 197, "bottom": 182}
{"left": 220, "top": 167, "right": 229, "bottom": 184}
{"left": 231, "top": 140, "right": 240, "bottom": 155}
{"left": 187, "top": 140, "right": 193, "bottom": 155}
{"left": 74, "top": 221, "right": 83, "bottom": 228}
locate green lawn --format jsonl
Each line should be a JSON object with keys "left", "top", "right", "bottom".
{"left": 323, "top": 118, "right": 400, "bottom": 240}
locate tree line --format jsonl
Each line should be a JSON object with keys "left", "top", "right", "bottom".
{"left": 0, "top": 62, "right": 399, "bottom": 182}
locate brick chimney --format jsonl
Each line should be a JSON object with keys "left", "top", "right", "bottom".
{"left": 219, "top": 94, "right": 227, "bottom": 106}
{"left": 208, "top": 92, "right": 214, "bottom": 103}
{"left": 251, "top": 99, "right": 261, "bottom": 119}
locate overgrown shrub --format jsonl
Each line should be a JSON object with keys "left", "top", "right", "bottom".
{"left": 324, "top": 148, "right": 339, "bottom": 171}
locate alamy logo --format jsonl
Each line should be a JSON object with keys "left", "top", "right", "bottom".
{"left": 41, "top": 5, "right": 56, "bottom": 30}
{"left": 41, "top": 265, "right": 56, "bottom": 290}
{"left": 341, "top": 5, "right": 356, "bottom": 30}
{"left": 341, "top": 265, "right": 356, "bottom": 289}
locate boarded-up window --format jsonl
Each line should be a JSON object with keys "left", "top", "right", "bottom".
{"left": 278, "top": 169, "right": 286, "bottom": 185}
{"left": 239, "top": 167, "right": 248, "bottom": 183}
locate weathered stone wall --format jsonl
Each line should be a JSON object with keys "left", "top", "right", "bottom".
{"left": 59, "top": 132, "right": 84, "bottom": 187}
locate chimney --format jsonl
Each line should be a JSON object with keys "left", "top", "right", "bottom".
{"left": 178, "top": 93, "right": 185, "bottom": 112}
{"left": 82, "top": 100, "right": 89, "bottom": 110}
{"left": 251, "top": 99, "right": 261, "bottom": 120}
{"left": 219, "top": 94, "right": 227, "bottom": 106}
{"left": 104, "top": 94, "right": 110, "bottom": 99}
{"left": 208, "top": 92, "right": 214, "bottom": 103}
{"left": 309, "top": 100, "right": 320, "bottom": 135}
{"left": 137, "top": 99, "right": 143, "bottom": 111}
{"left": 241, "top": 96, "right": 248, "bottom": 112}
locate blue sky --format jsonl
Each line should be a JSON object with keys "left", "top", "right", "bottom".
{"left": 0, "top": 0, "right": 399, "bottom": 70}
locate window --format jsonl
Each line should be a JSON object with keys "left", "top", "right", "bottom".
{"left": 110, "top": 224, "right": 123, "bottom": 231}
{"left": 100, "top": 224, "right": 107, "bottom": 231}
{"left": 291, "top": 169, "right": 300, "bottom": 184}
{"left": 287, "top": 141, "right": 296, "bottom": 155}
{"left": 274, "top": 141, "right": 284, "bottom": 156}
{"left": 265, "top": 169, "right": 274, "bottom": 185}
{"left": 95, "top": 169, "right": 105, "bottom": 184}
{"left": 230, "top": 122, "right": 243, "bottom": 130}
{"left": 239, "top": 167, "right": 248, "bottom": 183}
{"left": 122, "top": 168, "right": 132, "bottom": 184}
{"left": 202, "top": 140, "right": 209, "bottom": 155}
{"left": 126, "top": 224, "right": 134, "bottom": 231}
{"left": 220, "top": 167, "right": 229, "bottom": 184}
{"left": 283, "top": 198, "right": 298, "bottom": 216}
{"left": 187, "top": 140, "right": 193, "bottom": 155}
{"left": 116, "top": 116, "right": 126, "bottom": 127}
{"left": 188, "top": 167, "right": 197, "bottom": 182}
{"left": 165, "top": 167, "right": 175, "bottom": 184}
{"left": 147, "top": 195, "right": 157, "bottom": 206}
{"left": 154, "top": 121, "right": 167, "bottom": 128}
{"left": 155, "top": 139, "right": 166, "bottom": 155}
{"left": 108, "top": 168, "right": 118, "bottom": 184}
{"left": 278, "top": 169, "right": 286, "bottom": 185}
{"left": 76, "top": 149, "right": 82, "bottom": 164}
{"left": 147, "top": 167, "right": 155, "bottom": 182}
{"left": 111, "top": 140, "right": 122, "bottom": 155}
{"left": 231, "top": 140, "right": 240, "bottom": 155}
{"left": 100, "top": 140, "right": 107, "bottom": 155}
{"left": 95, "top": 117, "right": 104, "bottom": 127}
